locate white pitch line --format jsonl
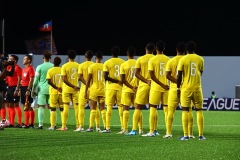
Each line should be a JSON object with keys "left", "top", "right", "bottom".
{"left": 110, "top": 125, "right": 240, "bottom": 127}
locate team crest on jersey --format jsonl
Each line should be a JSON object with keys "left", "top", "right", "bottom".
{"left": 24, "top": 73, "right": 27, "bottom": 77}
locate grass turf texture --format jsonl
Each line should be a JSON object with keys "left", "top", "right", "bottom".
{"left": 0, "top": 109, "right": 239, "bottom": 160}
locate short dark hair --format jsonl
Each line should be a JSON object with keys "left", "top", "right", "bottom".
{"left": 156, "top": 40, "right": 165, "bottom": 52}
{"left": 95, "top": 51, "right": 103, "bottom": 59}
{"left": 25, "top": 54, "right": 32, "bottom": 63}
{"left": 85, "top": 50, "right": 93, "bottom": 59}
{"left": 67, "top": 49, "right": 77, "bottom": 59}
{"left": 43, "top": 50, "right": 52, "bottom": 59}
{"left": 10, "top": 55, "right": 19, "bottom": 63}
{"left": 186, "top": 41, "right": 196, "bottom": 53}
{"left": 111, "top": 46, "right": 120, "bottom": 57}
{"left": 145, "top": 42, "right": 155, "bottom": 52}
{"left": 127, "top": 46, "right": 136, "bottom": 57}
{"left": 176, "top": 42, "right": 186, "bottom": 53}
{"left": 53, "top": 56, "right": 61, "bottom": 66}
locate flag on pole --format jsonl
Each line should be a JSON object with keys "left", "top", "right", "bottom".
{"left": 39, "top": 21, "right": 52, "bottom": 31}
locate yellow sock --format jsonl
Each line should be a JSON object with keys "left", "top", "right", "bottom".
{"left": 60, "top": 111, "right": 63, "bottom": 124}
{"left": 95, "top": 108, "right": 100, "bottom": 128}
{"left": 62, "top": 104, "right": 69, "bottom": 128}
{"left": 123, "top": 110, "right": 129, "bottom": 131}
{"left": 78, "top": 103, "right": 85, "bottom": 128}
{"left": 197, "top": 110, "right": 204, "bottom": 136}
{"left": 182, "top": 110, "right": 189, "bottom": 137}
{"left": 167, "top": 107, "right": 175, "bottom": 135}
{"left": 106, "top": 105, "right": 112, "bottom": 130}
{"left": 163, "top": 106, "right": 168, "bottom": 126}
{"left": 118, "top": 105, "right": 123, "bottom": 130}
{"left": 74, "top": 104, "right": 79, "bottom": 128}
{"left": 50, "top": 111, "right": 56, "bottom": 128}
{"left": 133, "top": 109, "right": 141, "bottom": 130}
{"left": 101, "top": 109, "right": 106, "bottom": 129}
{"left": 154, "top": 110, "right": 158, "bottom": 131}
{"left": 188, "top": 108, "right": 194, "bottom": 136}
{"left": 138, "top": 111, "right": 143, "bottom": 131}
{"left": 149, "top": 107, "right": 156, "bottom": 133}
{"left": 89, "top": 110, "right": 96, "bottom": 128}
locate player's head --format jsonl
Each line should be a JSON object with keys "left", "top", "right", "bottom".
{"left": 127, "top": 46, "right": 136, "bottom": 58}
{"left": 95, "top": 51, "right": 103, "bottom": 60}
{"left": 176, "top": 42, "right": 186, "bottom": 54}
{"left": 9, "top": 55, "right": 19, "bottom": 64}
{"left": 212, "top": 91, "right": 215, "bottom": 95}
{"left": 67, "top": 49, "right": 77, "bottom": 59}
{"left": 53, "top": 56, "right": 61, "bottom": 66}
{"left": 111, "top": 46, "right": 120, "bottom": 57}
{"left": 85, "top": 50, "right": 93, "bottom": 60}
{"left": 155, "top": 40, "right": 165, "bottom": 52}
{"left": 186, "top": 41, "right": 196, "bottom": 53}
{"left": 145, "top": 42, "right": 155, "bottom": 52}
{"left": 43, "top": 50, "right": 52, "bottom": 60}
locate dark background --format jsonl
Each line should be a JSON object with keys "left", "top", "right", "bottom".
{"left": 0, "top": 1, "right": 239, "bottom": 56}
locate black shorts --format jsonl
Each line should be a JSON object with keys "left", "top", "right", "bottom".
{"left": 20, "top": 86, "right": 33, "bottom": 105}
{"left": 6, "top": 86, "right": 20, "bottom": 103}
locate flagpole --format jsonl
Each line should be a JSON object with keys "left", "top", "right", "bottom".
{"left": 2, "top": 19, "right": 4, "bottom": 53}
{"left": 50, "top": 20, "right": 53, "bottom": 54}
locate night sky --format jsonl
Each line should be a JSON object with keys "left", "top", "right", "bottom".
{"left": 1, "top": 1, "right": 239, "bottom": 56}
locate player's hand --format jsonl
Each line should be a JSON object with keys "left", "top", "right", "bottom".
{"left": 163, "top": 84, "right": 169, "bottom": 90}
{"left": 74, "top": 86, "right": 80, "bottom": 91}
{"left": 132, "top": 86, "right": 138, "bottom": 93}
{"left": 26, "top": 91, "right": 31, "bottom": 96}
{"left": 177, "top": 90, "right": 181, "bottom": 98}
{"left": 118, "top": 81, "right": 123, "bottom": 86}
{"left": 147, "top": 80, "right": 151, "bottom": 86}
{"left": 14, "top": 90, "right": 19, "bottom": 96}
{"left": 31, "top": 91, "right": 37, "bottom": 98}
{"left": 57, "top": 87, "right": 62, "bottom": 93}
{"left": 84, "top": 92, "right": 89, "bottom": 99}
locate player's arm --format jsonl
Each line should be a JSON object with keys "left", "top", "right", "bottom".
{"left": 166, "top": 71, "right": 177, "bottom": 83}
{"left": 120, "top": 74, "right": 136, "bottom": 92}
{"left": 135, "top": 68, "right": 150, "bottom": 85}
{"left": 14, "top": 73, "right": 22, "bottom": 96}
{"left": 62, "top": 75, "right": 80, "bottom": 90}
{"left": 177, "top": 70, "right": 183, "bottom": 98}
{"left": 84, "top": 73, "right": 92, "bottom": 99}
{"left": 47, "top": 78, "right": 62, "bottom": 92}
{"left": 149, "top": 70, "right": 169, "bottom": 90}
{"left": 104, "top": 71, "right": 120, "bottom": 83}
{"left": 26, "top": 76, "right": 34, "bottom": 96}
{"left": 78, "top": 73, "right": 86, "bottom": 85}
{"left": 32, "top": 66, "right": 40, "bottom": 94}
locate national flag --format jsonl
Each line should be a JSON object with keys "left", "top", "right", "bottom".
{"left": 39, "top": 21, "right": 52, "bottom": 31}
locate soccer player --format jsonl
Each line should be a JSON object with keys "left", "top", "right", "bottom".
{"left": 177, "top": 41, "right": 206, "bottom": 140}
{"left": 32, "top": 51, "right": 54, "bottom": 129}
{"left": 5, "top": 55, "right": 22, "bottom": 127}
{"left": 21, "top": 54, "right": 35, "bottom": 128}
{"left": 103, "top": 46, "right": 125, "bottom": 133}
{"left": 128, "top": 42, "right": 155, "bottom": 135}
{"left": 119, "top": 47, "right": 138, "bottom": 134}
{"left": 142, "top": 40, "right": 170, "bottom": 137}
{"left": 46, "top": 56, "right": 63, "bottom": 130}
{"left": 75, "top": 50, "right": 94, "bottom": 132}
{"left": 164, "top": 42, "right": 195, "bottom": 138}
{"left": 85, "top": 51, "right": 106, "bottom": 132}
{"left": 57, "top": 50, "right": 80, "bottom": 131}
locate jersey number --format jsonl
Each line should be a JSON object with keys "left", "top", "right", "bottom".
{"left": 114, "top": 65, "right": 120, "bottom": 77}
{"left": 98, "top": 70, "right": 103, "bottom": 81}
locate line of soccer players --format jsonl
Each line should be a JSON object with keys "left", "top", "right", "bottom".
{"left": 0, "top": 40, "right": 206, "bottom": 140}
